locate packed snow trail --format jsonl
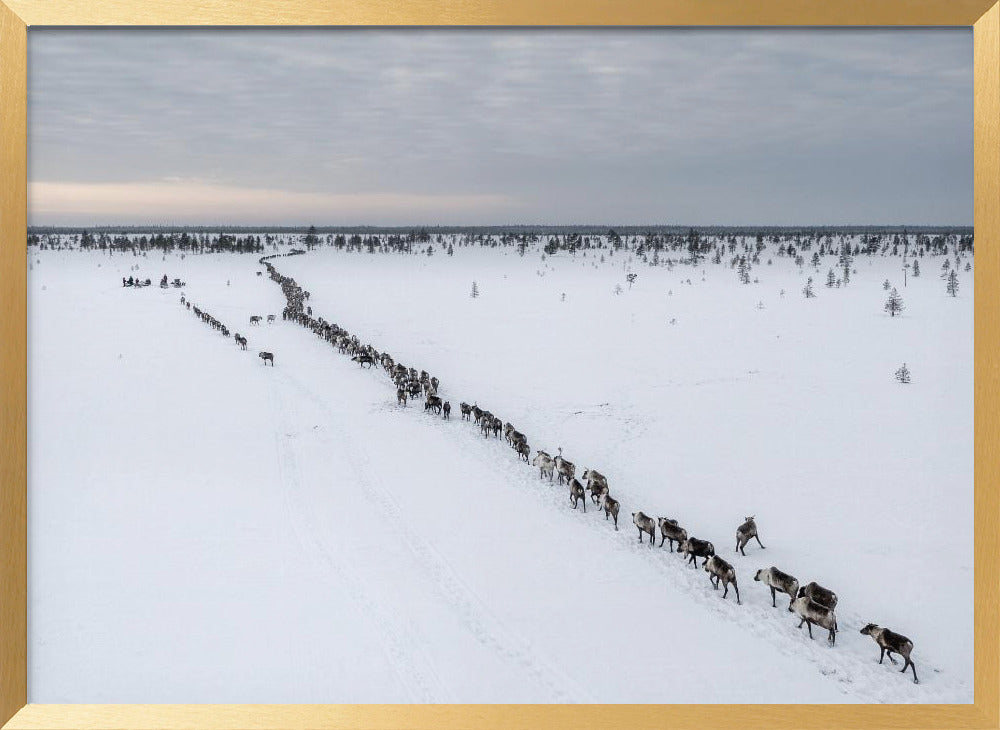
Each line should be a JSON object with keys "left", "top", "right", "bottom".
{"left": 267, "top": 379, "right": 453, "bottom": 703}
{"left": 270, "top": 366, "right": 591, "bottom": 703}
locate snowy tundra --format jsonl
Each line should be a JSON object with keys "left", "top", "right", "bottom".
{"left": 28, "top": 235, "right": 972, "bottom": 703}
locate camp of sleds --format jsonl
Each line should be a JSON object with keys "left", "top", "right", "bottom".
{"left": 122, "top": 274, "right": 186, "bottom": 289}
{"left": 185, "top": 251, "right": 921, "bottom": 687}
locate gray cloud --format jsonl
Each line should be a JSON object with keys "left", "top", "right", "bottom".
{"left": 28, "top": 28, "right": 972, "bottom": 226}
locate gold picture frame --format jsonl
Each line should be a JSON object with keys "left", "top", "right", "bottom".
{"left": 2, "top": 1, "right": 997, "bottom": 727}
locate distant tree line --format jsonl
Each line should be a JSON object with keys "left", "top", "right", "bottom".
{"left": 27, "top": 226, "right": 973, "bottom": 264}
{"left": 29, "top": 230, "right": 266, "bottom": 254}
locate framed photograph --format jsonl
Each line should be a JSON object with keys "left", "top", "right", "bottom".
{"left": 2, "top": 1, "right": 998, "bottom": 728}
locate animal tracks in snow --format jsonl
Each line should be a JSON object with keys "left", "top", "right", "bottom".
{"left": 273, "top": 368, "right": 591, "bottom": 703}
{"left": 266, "top": 378, "right": 453, "bottom": 703}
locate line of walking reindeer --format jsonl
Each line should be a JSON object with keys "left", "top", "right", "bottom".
{"left": 180, "top": 294, "right": 274, "bottom": 365}
{"left": 253, "top": 254, "right": 920, "bottom": 686}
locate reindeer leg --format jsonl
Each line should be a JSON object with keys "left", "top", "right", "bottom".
{"left": 770, "top": 587, "right": 777, "bottom": 607}
{"left": 734, "top": 583, "right": 740, "bottom": 605}
{"left": 879, "top": 648, "right": 886, "bottom": 664}
{"left": 886, "top": 650, "right": 898, "bottom": 665}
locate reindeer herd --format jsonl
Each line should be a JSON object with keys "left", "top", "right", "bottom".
{"left": 178, "top": 254, "right": 922, "bottom": 687}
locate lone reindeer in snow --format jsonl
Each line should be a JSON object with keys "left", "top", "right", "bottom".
{"left": 632, "top": 511, "right": 656, "bottom": 546}
{"left": 754, "top": 567, "right": 799, "bottom": 611}
{"left": 704, "top": 555, "right": 740, "bottom": 604}
{"left": 736, "top": 516, "right": 765, "bottom": 555}
{"left": 791, "top": 595, "right": 838, "bottom": 646}
{"left": 860, "top": 624, "right": 919, "bottom": 684}
{"left": 532, "top": 451, "right": 555, "bottom": 481}
{"left": 600, "top": 494, "right": 620, "bottom": 530}
{"left": 680, "top": 537, "right": 715, "bottom": 567}
{"left": 657, "top": 517, "right": 688, "bottom": 552}
{"left": 569, "top": 478, "right": 586, "bottom": 511}
{"left": 554, "top": 448, "right": 575, "bottom": 485}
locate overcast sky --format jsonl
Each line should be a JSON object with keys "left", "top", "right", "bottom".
{"left": 28, "top": 28, "right": 972, "bottom": 227}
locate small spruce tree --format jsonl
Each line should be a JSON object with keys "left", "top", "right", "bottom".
{"left": 883, "top": 279, "right": 892, "bottom": 290}
{"left": 303, "top": 225, "right": 319, "bottom": 251}
{"left": 946, "top": 269, "right": 959, "bottom": 297}
{"left": 884, "top": 287, "right": 904, "bottom": 317}
{"left": 826, "top": 268, "right": 836, "bottom": 287}
{"left": 470, "top": 281, "right": 479, "bottom": 298}
{"left": 803, "top": 277, "right": 816, "bottom": 298}
{"left": 895, "top": 363, "right": 911, "bottom": 384}
{"left": 839, "top": 247, "right": 853, "bottom": 285}
{"left": 737, "top": 257, "right": 751, "bottom": 284}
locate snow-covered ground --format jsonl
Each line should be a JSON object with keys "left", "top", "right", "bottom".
{"left": 27, "top": 238, "right": 973, "bottom": 703}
